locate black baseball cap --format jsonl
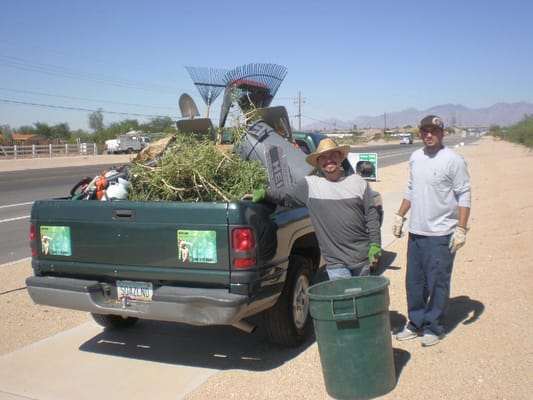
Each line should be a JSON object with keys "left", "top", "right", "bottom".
{"left": 419, "top": 115, "right": 444, "bottom": 130}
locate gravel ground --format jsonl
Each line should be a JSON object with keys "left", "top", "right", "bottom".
{"left": 1, "top": 137, "right": 532, "bottom": 399}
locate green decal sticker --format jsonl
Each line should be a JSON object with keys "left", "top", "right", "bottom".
{"left": 40, "top": 226, "right": 72, "bottom": 256}
{"left": 177, "top": 230, "right": 217, "bottom": 263}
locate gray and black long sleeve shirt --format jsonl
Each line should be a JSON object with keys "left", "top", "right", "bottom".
{"left": 265, "top": 173, "right": 381, "bottom": 269}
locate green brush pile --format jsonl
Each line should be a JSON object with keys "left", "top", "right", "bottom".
{"left": 128, "top": 135, "right": 269, "bottom": 202}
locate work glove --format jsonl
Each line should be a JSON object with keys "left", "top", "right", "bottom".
{"left": 392, "top": 214, "right": 406, "bottom": 238}
{"left": 368, "top": 242, "right": 382, "bottom": 266}
{"left": 252, "top": 189, "right": 266, "bottom": 203}
{"left": 449, "top": 226, "right": 467, "bottom": 253}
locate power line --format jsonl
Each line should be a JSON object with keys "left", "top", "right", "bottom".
{"left": 0, "top": 87, "right": 176, "bottom": 111}
{"left": 301, "top": 113, "right": 334, "bottom": 125}
{"left": 0, "top": 55, "right": 178, "bottom": 94}
{"left": 0, "top": 98, "right": 178, "bottom": 119}
{"left": 0, "top": 39, "right": 190, "bottom": 87}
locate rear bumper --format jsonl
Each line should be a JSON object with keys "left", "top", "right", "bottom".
{"left": 26, "top": 276, "right": 257, "bottom": 326}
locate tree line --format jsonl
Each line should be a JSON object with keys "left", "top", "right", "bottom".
{"left": 0, "top": 109, "right": 177, "bottom": 145}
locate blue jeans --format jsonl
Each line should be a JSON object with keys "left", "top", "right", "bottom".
{"left": 406, "top": 233, "right": 455, "bottom": 336}
{"left": 327, "top": 262, "right": 370, "bottom": 280}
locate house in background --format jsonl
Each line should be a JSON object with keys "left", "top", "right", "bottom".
{"left": 10, "top": 134, "right": 48, "bottom": 146}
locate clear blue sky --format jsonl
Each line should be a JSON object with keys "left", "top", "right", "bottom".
{"left": 1, "top": 0, "right": 532, "bottom": 131}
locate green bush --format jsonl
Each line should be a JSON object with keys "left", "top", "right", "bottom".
{"left": 488, "top": 115, "right": 533, "bottom": 148}
{"left": 128, "top": 135, "right": 269, "bottom": 202}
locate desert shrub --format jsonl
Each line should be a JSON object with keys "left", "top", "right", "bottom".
{"left": 128, "top": 135, "right": 269, "bottom": 202}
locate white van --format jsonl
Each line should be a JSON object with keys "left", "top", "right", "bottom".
{"left": 400, "top": 133, "right": 413, "bottom": 144}
{"left": 104, "top": 139, "right": 119, "bottom": 154}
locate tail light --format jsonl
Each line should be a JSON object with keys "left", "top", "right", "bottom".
{"left": 232, "top": 228, "right": 256, "bottom": 269}
{"left": 30, "top": 222, "right": 37, "bottom": 257}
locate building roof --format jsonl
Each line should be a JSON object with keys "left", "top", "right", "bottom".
{"left": 11, "top": 134, "right": 41, "bottom": 141}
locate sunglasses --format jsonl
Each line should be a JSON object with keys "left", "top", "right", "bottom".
{"left": 420, "top": 127, "right": 443, "bottom": 134}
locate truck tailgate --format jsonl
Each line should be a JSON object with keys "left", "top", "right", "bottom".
{"left": 31, "top": 200, "right": 231, "bottom": 285}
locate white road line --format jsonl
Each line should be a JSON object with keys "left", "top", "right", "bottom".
{"left": 0, "top": 202, "right": 34, "bottom": 209}
{"left": 0, "top": 216, "right": 29, "bottom": 223}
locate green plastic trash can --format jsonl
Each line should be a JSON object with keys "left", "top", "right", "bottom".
{"left": 306, "top": 276, "right": 396, "bottom": 400}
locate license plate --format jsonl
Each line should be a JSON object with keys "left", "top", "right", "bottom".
{"left": 116, "top": 280, "right": 153, "bottom": 302}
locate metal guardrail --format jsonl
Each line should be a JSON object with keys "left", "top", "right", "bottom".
{"left": 0, "top": 143, "right": 98, "bottom": 159}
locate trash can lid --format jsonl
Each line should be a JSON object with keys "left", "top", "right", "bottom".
{"left": 306, "top": 276, "right": 389, "bottom": 300}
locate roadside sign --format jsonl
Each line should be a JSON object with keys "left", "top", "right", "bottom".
{"left": 347, "top": 152, "right": 378, "bottom": 181}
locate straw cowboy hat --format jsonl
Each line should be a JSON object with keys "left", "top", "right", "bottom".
{"left": 305, "top": 137, "right": 350, "bottom": 168}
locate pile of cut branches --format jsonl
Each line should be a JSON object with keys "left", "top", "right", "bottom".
{"left": 128, "top": 135, "right": 269, "bottom": 202}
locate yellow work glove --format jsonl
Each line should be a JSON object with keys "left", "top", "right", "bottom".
{"left": 368, "top": 242, "right": 382, "bottom": 266}
{"left": 392, "top": 214, "right": 406, "bottom": 238}
{"left": 449, "top": 226, "right": 467, "bottom": 253}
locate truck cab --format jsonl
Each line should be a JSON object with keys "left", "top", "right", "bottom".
{"left": 292, "top": 131, "right": 329, "bottom": 155}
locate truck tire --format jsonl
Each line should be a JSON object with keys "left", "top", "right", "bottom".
{"left": 91, "top": 313, "right": 139, "bottom": 329}
{"left": 263, "top": 254, "right": 313, "bottom": 347}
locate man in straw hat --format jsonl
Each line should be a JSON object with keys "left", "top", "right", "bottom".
{"left": 253, "top": 137, "right": 382, "bottom": 279}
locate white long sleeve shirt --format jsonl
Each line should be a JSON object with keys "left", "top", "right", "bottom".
{"left": 406, "top": 146, "right": 471, "bottom": 236}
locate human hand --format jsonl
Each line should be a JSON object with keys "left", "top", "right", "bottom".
{"left": 252, "top": 189, "right": 266, "bottom": 203}
{"left": 368, "top": 242, "right": 382, "bottom": 266}
{"left": 392, "top": 214, "right": 406, "bottom": 238}
{"left": 449, "top": 226, "right": 467, "bottom": 253}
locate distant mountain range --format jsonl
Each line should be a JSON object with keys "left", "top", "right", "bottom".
{"left": 302, "top": 102, "right": 533, "bottom": 131}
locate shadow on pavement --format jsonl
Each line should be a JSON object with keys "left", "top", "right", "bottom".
{"left": 372, "top": 250, "right": 400, "bottom": 276}
{"left": 444, "top": 295, "right": 485, "bottom": 334}
{"left": 79, "top": 317, "right": 315, "bottom": 371}
{"left": 389, "top": 310, "right": 408, "bottom": 335}
{"left": 389, "top": 310, "right": 411, "bottom": 381}
{"left": 387, "top": 295, "right": 484, "bottom": 383}
{"left": 392, "top": 348, "right": 411, "bottom": 381}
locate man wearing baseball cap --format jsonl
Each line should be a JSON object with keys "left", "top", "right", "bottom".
{"left": 393, "top": 115, "right": 471, "bottom": 347}
{"left": 253, "top": 137, "right": 382, "bottom": 279}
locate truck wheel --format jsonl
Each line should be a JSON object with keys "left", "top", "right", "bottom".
{"left": 263, "top": 254, "right": 313, "bottom": 347}
{"left": 91, "top": 313, "right": 139, "bottom": 329}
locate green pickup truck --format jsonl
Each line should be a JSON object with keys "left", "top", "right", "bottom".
{"left": 26, "top": 131, "right": 330, "bottom": 347}
{"left": 26, "top": 129, "right": 382, "bottom": 347}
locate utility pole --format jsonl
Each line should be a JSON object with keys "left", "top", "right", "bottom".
{"left": 294, "top": 91, "right": 305, "bottom": 130}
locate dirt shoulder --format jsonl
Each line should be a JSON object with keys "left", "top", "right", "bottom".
{"left": 1, "top": 137, "right": 532, "bottom": 399}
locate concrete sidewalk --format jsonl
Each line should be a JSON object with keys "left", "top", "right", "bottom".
{"left": 0, "top": 189, "right": 404, "bottom": 400}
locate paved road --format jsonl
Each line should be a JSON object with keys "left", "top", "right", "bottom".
{"left": 0, "top": 156, "right": 131, "bottom": 266}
